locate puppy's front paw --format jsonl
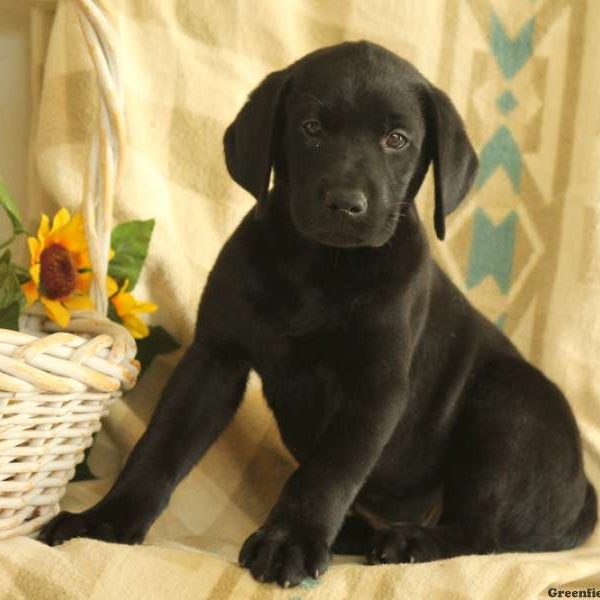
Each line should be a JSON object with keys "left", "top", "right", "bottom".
{"left": 38, "top": 504, "right": 151, "bottom": 546}
{"left": 367, "top": 523, "right": 441, "bottom": 564}
{"left": 239, "top": 523, "right": 330, "bottom": 588}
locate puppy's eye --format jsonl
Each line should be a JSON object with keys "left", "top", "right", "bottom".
{"left": 384, "top": 131, "right": 408, "bottom": 150}
{"left": 303, "top": 120, "right": 322, "bottom": 136}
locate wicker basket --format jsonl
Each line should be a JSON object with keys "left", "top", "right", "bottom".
{"left": 0, "top": 0, "right": 139, "bottom": 538}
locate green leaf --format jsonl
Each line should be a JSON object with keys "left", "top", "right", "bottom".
{"left": 0, "top": 178, "right": 25, "bottom": 236}
{"left": 0, "top": 259, "right": 23, "bottom": 329}
{"left": 0, "top": 262, "right": 25, "bottom": 314}
{"left": 135, "top": 325, "right": 180, "bottom": 374}
{"left": 13, "top": 264, "right": 30, "bottom": 284}
{"left": 0, "top": 250, "right": 29, "bottom": 284}
{"left": 108, "top": 219, "right": 155, "bottom": 289}
{"left": 0, "top": 301, "right": 20, "bottom": 330}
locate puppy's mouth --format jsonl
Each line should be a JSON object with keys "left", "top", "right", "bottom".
{"left": 309, "top": 231, "right": 367, "bottom": 248}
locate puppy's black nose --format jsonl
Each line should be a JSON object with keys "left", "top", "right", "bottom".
{"left": 325, "top": 189, "right": 367, "bottom": 217}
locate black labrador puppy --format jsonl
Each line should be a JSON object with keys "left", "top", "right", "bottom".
{"left": 40, "top": 41, "right": 597, "bottom": 587}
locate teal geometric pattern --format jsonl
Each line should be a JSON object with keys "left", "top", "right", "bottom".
{"left": 491, "top": 12, "right": 535, "bottom": 79}
{"left": 466, "top": 208, "right": 518, "bottom": 294}
{"left": 496, "top": 89, "right": 518, "bottom": 115}
{"left": 475, "top": 126, "right": 523, "bottom": 193}
{"left": 465, "top": 7, "right": 538, "bottom": 323}
{"left": 495, "top": 313, "right": 508, "bottom": 330}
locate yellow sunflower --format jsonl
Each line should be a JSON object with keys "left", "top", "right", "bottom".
{"left": 108, "top": 278, "right": 157, "bottom": 339}
{"left": 21, "top": 208, "right": 94, "bottom": 327}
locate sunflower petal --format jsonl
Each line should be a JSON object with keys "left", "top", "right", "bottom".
{"left": 133, "top": 300, "right": 158, "bottom": 314}
{"left": 111, "top": 287, "right": 135, "bottom": 315}
{"left": 21, "top": 280, "right": 39, "bottom": 306}
{"left": 63, "top": 295, "right": 95, "bottom": 311}
{"left": 40, "top": 297, "right": 70, "bottom": 328}
{"left": 75, "top": 272, "right": 92, "bottom": 293}
{"left": 52, "top": 212, "right": 91, "bottom": 269}
{"left": 106, "top": 276, "right": 119, "bottom": 297}
{"left": 30, "top": 264, "right": 41, "bottom": 285}
{"left": 54, "top": 211, "right": 83, "bottom": 242}
{"left": 27, "top": 237, "right": 41, "bottom": 265}
{"left": 111, "top": 295, "right": 132, "bottom": 316}
{"left": 37, "top": 214, "right": 50, "bottom": 242}
{"left": 50, "top": 208, "right": 71, "bottom": 234}
{"left": 70, "top": 248, "right": 91, "bottom": 271}
{"left": 122, "top": 314, "right": 150, "bottom": 339}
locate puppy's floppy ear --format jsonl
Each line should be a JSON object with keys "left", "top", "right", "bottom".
{"left": 425, "top": 85, "right": 479, "bottom": 240}
{"left": 224, "top": 69, "right": 290, "bottom": 205}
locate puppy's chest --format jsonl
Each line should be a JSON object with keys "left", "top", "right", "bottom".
{"left": 249, "top": 302, "right": 354, "bottom": 458}
{"left": 258, "top": 356, "right": 341, "bottom": 461}
{"left": 250, "top": 289, "right": 380, "bottom": 371}
{"left": 246, "top": 264, "right": 403, "bottom": 458}
{"left": 251, "top": 309, "right": 395, "bottom": 462}
{"left": 251, "top": 270, "right": 379, "bottom": 340}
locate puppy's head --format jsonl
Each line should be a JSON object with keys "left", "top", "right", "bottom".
{"left": 224, "top": 41, "right": 478, "bottom": 245}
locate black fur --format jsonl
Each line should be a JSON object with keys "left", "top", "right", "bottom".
{"left": 40, "top": 41, "right": 596, "bottom": 588}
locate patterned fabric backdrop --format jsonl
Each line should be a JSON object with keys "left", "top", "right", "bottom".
{"left": 1, "top": 1, "right": 599, "bottom": 599}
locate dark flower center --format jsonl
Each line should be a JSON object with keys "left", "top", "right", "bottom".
{"left": 40, "top": 243, "right": 77, "bottom": 299}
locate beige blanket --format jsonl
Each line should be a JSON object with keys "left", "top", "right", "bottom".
{"left": 6, "top": 0, "right": 600, "bottom": 598}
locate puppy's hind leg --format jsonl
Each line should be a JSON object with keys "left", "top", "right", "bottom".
{"left": 39, "top": 341, "right": 250, "bottom": 546}
{"left": 367, "top": 523, "right": 474, "bottom": 564}
{"left": 368, "top": 358, "right": 597, "bottom": 564}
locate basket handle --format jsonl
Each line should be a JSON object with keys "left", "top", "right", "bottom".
{"left": 74, "top": 0, "right": 125, "bottom": 317}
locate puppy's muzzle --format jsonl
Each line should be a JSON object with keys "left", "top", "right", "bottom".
{"left": 309, "top": 188, "right": 371, "bottom": 248}
{"left": 325, "top": 189, "right": 368, "bottom": 218}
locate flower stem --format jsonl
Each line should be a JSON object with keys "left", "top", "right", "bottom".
{"left": 0, "top": 235, "right": 16, "bottom": 250}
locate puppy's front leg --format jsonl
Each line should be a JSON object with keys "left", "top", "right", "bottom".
{"left": 240, "top": 368, "right": 407, "bottom": 587}
{"left": 39, "top": 339, "right": 249, "bottom": 545}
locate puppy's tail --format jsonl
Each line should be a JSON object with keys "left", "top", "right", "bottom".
{"left": 570, "top": 481, "right": 598, "bottom": 546}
